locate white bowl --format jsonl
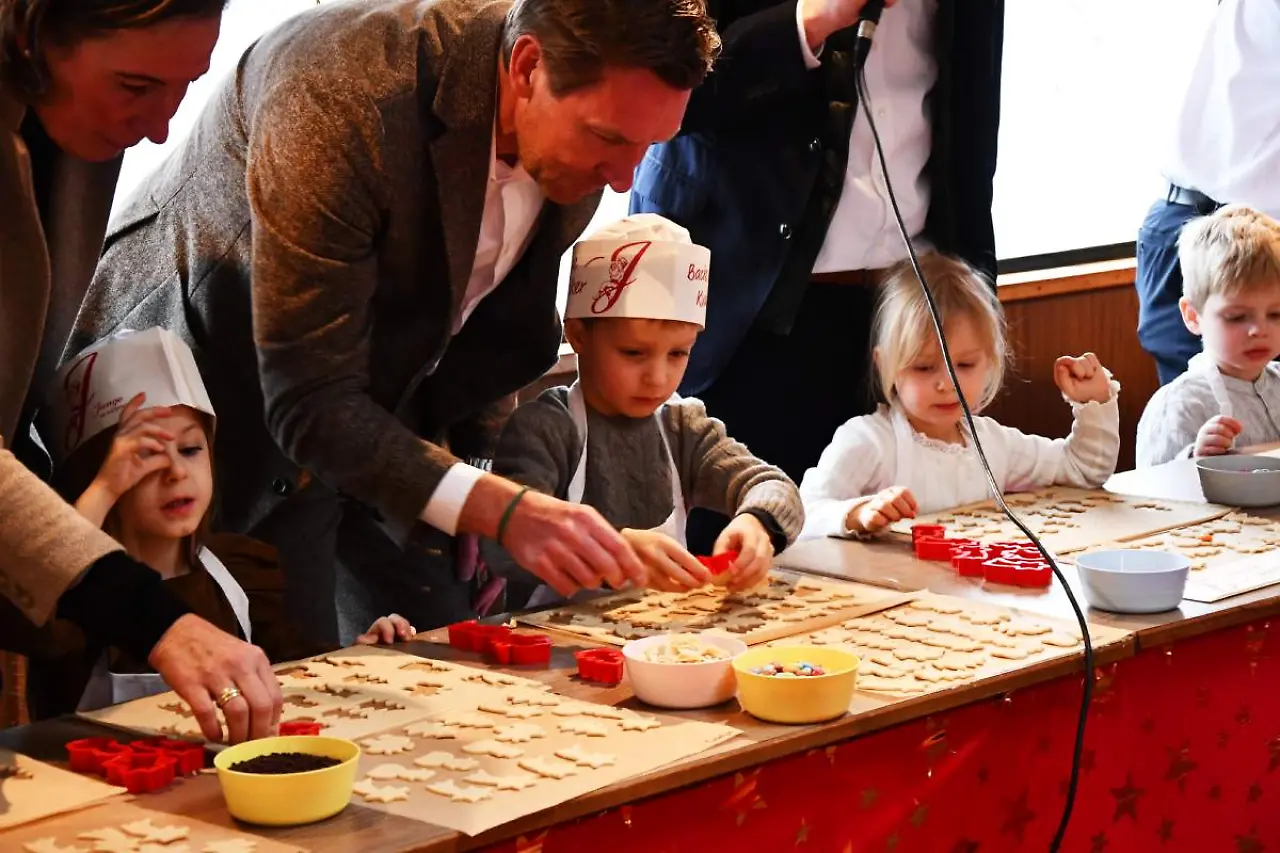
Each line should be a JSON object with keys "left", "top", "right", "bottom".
{"left": 1196, "top": 455, "right": 1280, "bottom": 507}
{"left": 1074, "top": 549, "right": 1189, "bottom": 614}
{"left": 622, "top": 634, "right": 747, "bottom": 709}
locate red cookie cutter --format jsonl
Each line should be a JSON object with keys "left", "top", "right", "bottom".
{"left": 447, "top": 619, "right": 553, "bottom": 667}
{"left": 66, "top": 737, "right": 132, "bottom": 775}
{"left": 575, "top": 648, "right": 624, "bottom": 685}
{"left": 490, "top": 633, "right": 553, "bottom": 666}
{"left": 103, "top": 750, "right": 176, "bottom": 794}
{"left": 947, "top": 540, "right": 1054, "bottom": 588}
{"left": 129, "top": 738, "right": 205, "bottom": 776}
{"left": 911, "top": 524, "right": 947, "bottom": 544}
{"left": 447, "top": 620, "right": 512, "bottom": 654}
{"left": 982, "top": 556, "right": 1053, "bottom": 587}
{"left": 915, "top": 536, "right": 977, "bottom": 562}
{"left": 696, "top": 551, "right": 739, "bottom": 576}
{"left": 950, "top": 544, "right": 992, "bottom": 578}
{"left": 279, "top": 721, "right": 324, "bottom": 737}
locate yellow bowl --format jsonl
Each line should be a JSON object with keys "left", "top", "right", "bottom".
{"left": 733, "top": 646, "right": 859, "bottom": 724}
{"left": 213, "top": 736, "right": 360, "bottom": 826}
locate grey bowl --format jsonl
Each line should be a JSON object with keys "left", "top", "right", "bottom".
{"left": 1075, "top": 549, "right": 1189, "bottom": 614}
{"left": 1196, "top": 455, "right": 1280, "bottom": 507}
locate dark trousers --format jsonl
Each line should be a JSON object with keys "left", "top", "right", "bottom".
{"left": 1135, "top": 198, "right": 1206, "bottom": 385}
{"left": 684, "top": 282, "right": 878, "bottom": 555}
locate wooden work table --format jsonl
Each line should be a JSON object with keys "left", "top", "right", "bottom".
{"left": 5, "top": 452, "right": 1280, "bottom": 852}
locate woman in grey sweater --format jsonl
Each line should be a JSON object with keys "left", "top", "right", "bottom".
{"left": 0, "top": 0, "right": 279, "bottom": 742}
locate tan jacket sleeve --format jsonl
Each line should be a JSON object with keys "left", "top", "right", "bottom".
{"left": 0, "top": 441, "right": 121, "bottom": 624}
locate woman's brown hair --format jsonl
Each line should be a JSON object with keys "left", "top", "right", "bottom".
{"left": 0, "top": 0, "right": 229, "bottom": 100}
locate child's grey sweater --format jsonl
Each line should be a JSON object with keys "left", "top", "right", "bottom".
{"left": 482, "top": 387, "right": 804, "bottom": 579}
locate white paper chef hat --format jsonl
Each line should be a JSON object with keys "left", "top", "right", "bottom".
{"left": 44, "top": 327, "right": 216, "bottom": 461}
{"left": 566, "top": 213, "right": 711, "bottom": 327}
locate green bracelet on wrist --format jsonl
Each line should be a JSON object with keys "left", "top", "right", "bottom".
{"left": 496, "top": 486, "right": 531, "bottom": 546}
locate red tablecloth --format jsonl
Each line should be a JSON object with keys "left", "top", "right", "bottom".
{"left": 486, "top": 619, "right": 1280, "bottom": 852}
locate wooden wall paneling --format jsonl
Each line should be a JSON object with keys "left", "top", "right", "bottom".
{"left": 986, "top": 283, "right": 1157, "bottom": 472}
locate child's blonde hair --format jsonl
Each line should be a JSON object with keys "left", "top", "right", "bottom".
{"left": 872, "top": 252, "right": 1007, "bottom": 409}
{"left": 1179, "top": 205, "right": 1280, "bottom": 310}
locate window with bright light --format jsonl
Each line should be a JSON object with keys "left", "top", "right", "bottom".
{"left": 992, "top": 0, "right": 1216, "bottom": 264}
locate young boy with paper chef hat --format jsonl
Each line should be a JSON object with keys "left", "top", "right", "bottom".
{"left": 483, "top": 214, "right": 803, "bottom": 607}
{"left": 23, "top": 328, "right": 411, "bottom": 716}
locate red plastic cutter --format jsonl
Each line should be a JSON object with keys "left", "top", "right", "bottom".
{"left": 447, "top": 620, "right": 553, "bottom": 665}
{"left": 696, "top": 550, "right": 739, "bottom": 576}
{"left": 574, "top": 648, "right": 625, "bottom": 685}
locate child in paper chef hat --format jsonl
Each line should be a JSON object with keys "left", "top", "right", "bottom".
{"left": 483, "top": 214, "right": 804, "bottom": 605}
{"left": 26, "top": 328, "right": 413, "bottom": 716}
{"left": 1136, "top": 205, "right": 1280, "bottom": 466}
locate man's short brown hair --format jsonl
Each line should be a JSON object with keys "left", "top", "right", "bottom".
{"left": 503, "top": 0, "right": 720, "bottom": 95}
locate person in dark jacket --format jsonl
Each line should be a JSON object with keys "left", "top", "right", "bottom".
{"left": 631, "top": 0, "right": 1002, "bottom": 552}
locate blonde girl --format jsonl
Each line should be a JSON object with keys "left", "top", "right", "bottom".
{"left": 799, "top": 252, "right": 1121, "bottom": 539}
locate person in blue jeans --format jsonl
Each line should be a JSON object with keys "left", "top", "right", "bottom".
{"left": 1134, "top": 0, "right": 1280, "bottom": 386}
{"left": 1136, "top": 192, "right": 1220, "bottom": 386}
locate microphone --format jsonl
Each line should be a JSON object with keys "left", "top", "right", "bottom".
{"left": 852, "top": 0, "right": 886, "bottom": 70}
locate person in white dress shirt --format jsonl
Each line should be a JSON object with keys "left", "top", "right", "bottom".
{"left": 1136, "top": 206, "right": 1280, "bottom": 467}
{"left": 800, "top": 252, "right": 1120, "bottom": 539}
{"left": 631, "top": 0, "right": 1004, "bottom": 554}
{"left": 1135, "top": 0, "right": 1280, "bottom": 386}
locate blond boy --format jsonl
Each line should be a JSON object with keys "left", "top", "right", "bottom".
{"left": 1137, "top": 206, "right": 1280, "bottom": 466}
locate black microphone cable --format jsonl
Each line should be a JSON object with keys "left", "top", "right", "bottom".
{"left": 852, "top": 56, "right": 1094, "bottom": 853}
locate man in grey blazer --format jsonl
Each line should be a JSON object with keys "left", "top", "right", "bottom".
{"left": 72, "top": 0, "right": 719, "bottom": 643}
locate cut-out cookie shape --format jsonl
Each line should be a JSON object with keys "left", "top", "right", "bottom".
{"left": 477, "top": 702, "right": 543, "bottom": 720}
{"left": 578, "top": 705, "right": 627, "bottom": 720}
{"left": 464, "top": 770, "right": 539, "bottom": 791}
{"left": 558, "top": 719, "right": 609, "bottom": 737}
{"left": 990, "top": 645, "right": 1033, "bottom": 660}
{"left": 25, "top": 841, "right": 88, "bottom": 853}
{"left": 618, "top": 715, "right": 662, "bottom": 732}
{"left": 443, "top": 756, "right": 480, "bottom": 772}
{"left": 464, "top": 672, "right": 520, "bottom": 687}
{"left": 78, "top": 829, "right": 139, "bottom": 853}
{"left": 439, "top": 711, "right": 497, "bottom": 728}
{"left": 493, "top": 723, "right": 547, "bottom": 743}
{"left": 202, "top": 841, "right": 259, "bottom": 853}
{"left": 413, "top": 751, "right": 455, "bottom": 768}
{"left": 425, "top": 780, "right": 492, "bottom": 803}
{"left": 404, "top": 722, "right": 459, "bottom": 739}
{"left": 857, "top": 674, "right": 926, "bottom": 694}
{"left": 1041, "top": 632, "right": 1082, "bottom": 648}
{"left": 555, "top": 744, "right": 617, "bottom": 769}
{"left": 505, "top": 691, "right": 561, "bottom": 707}
{"left": 353, "top": 778, "right": 410, "bottom": 803}
{"left": 462, "top": 739, "right": 524, "bottom": 759}
{"left": 122, "top": 820, "right": 190, "bottom": 844}
{"left": 361, "top": 734, "right": 414, "bottom": 755}
{"left": 517, "top": 757, "right": 578, "bottom": 779}
{"left": 550, "top": 703, "right": 594, "bottom": 717}
{"left": 367, "top": 763, "right": 436, "bottom": 782}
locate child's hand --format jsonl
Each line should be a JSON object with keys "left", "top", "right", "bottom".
{"left": 713, "top": 513, "right": 774, "bottom": 591}
{"left": 849, "top": 486, "right": 918, "bottom": 535}
{"left": 621, "top": 528, "right": 712, "bottom": 592}
{"left": 354, "top": 613, "right": 416, "bottom": 645}
{"left": 1054, "top": 353, "right": 1112, "bottom": 404}
{"left": 1195, "top": 415, "right": 1243, "bottom": 457}
{"left": 90, "top": 393, "right": 175, "bottom": 501}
